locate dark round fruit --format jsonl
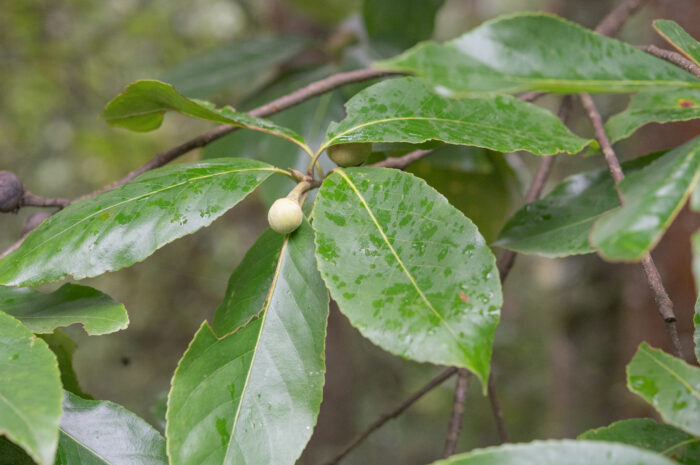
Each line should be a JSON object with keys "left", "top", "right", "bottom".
{"left": 0, "top": 171, "right": 24, "bottom": 213}
{"left": 327, "top": 143, "right": 372, "bottom": 167}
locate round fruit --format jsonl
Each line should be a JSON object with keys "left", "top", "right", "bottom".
{"left": 268, "top": 198, "right": 303, "bottom": 234}
{"left": 0, "top": 171, "right": 24, "bottom": 213}
{"left": 327, "top": 142, "right": 371, "bottom": 167}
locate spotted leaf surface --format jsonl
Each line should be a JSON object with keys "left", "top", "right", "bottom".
{"left": 312, "top": 167, "right": 501, "bottom": 386}
{"left": 627, "top": 343, "right": 700, "bottom": 436}
{"left": 167, "top": 220, "right": 328, "bottom": 465}
{"left": 0, "top": 284, "right": 128, "bottom": 336}
{"left": 55, "top": 391, "right": 167, "bottom": 465}
{"left": 0, "top": 311, "right": 62, "bottom": 465}
{"left": 0, "top": 159, "right": 277, "bottom": 286}
{"left": 321, "top": 77, "right": 590, "bottom": 156}
{"left": 654, "top": 20, "right": 700, "bottom": 66}
{"left": 591, "top": 136, "right": 700, "bottom": 261}
{"left": 428, "top": 440, "right": 677, "bottom": 465}
{"left": 606, "top": 90, "right": 700, "bottom": 143}
{"left": 378, "top": 13, "right": 700, "bottom": 96}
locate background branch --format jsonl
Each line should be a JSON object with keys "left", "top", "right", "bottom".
{"left": 638, "top": 45, "right": 700, "bottom": 79}
{"left": 443, "top": 369, "right": 471, "bottom": 457}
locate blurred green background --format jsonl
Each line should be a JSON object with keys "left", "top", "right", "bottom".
{"left": 1, "top": 1, "right": 699, "bottom": 463}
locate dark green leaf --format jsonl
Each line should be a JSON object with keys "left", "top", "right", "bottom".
{"left": 627, "top": 342, "right": 700, "bottom": 436}
{"left": 161, "top": 36, "right": 310, "bottom": 99}
{"left": 495, "top": 152, "right": 663, "bottom": 257}
{"left": 363, "top": 0, "right": 444, "bottom": 52}
{"left": 605, "top": 90, "right": 700, "bottom": 143}
{"left": 167, "top": 220, "right": 329, "bottom": 465}
{"left": 0, "top": 284, "right": 128, "bottom": 336}
{"left": 39, "top": 330, "right": 92, "bottom": 399}
{"left": 0, "top": 437, "right": 35, "bottom": 465}
{"left": 693, "top": 231, "right": 700, "bottom": 363}
{"left": 592, "top": 136, "right": 700, "bottom": 261}
{"left": 654, "top": 20, "right": 700, "bottom": 66}
{"left": 579, "top": 418, "right": 700, "bottom": 465}
{"left": 377, "top": 13, "right": 700, "bottom": 96}
{"left": 56, "top": 391, "right": 167, "bottom": 465}
{"left": 0, "top": 311, "right": 62, "bottom": 465}
{"left": 427, "top": 440, "right": 677, "bottom": 465}
{"left": 312, "top": 167, "right": 501, "bottom": 386}
{"left": 321, "top": 77, "right": 590, "bottom": 156}
{"left": 101, "top": 80, "right": 312, "bottom": 155}
{"left": 0, "top": 159, "right": 278, "bottom": 286}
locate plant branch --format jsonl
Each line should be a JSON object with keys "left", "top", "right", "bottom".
{"left": 594, "top": 0, "right": 647, "bottom": 37}
{"left": 319, "top": 367, "right": 458, "bottom": 465}
{"left": 579, "top": 93, "right": 684, "bottom": 359}
{"left": 21, "top": 191, "right": 70, "bottom": 209}
{"left": 638, "top": 45, "right": 700, "bottom": 79}
{"left": 443, "top": 369, "right": 471, "bottom": 457}
{"left": 370, "top": 149, "right": 435, "bottom": 169}
{"left": 487, "top": 375, "right": 509, "bottom": 443}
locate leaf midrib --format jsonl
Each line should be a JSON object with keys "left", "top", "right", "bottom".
{"left": 639, "top": 347, "right": 700, "bottom": 403}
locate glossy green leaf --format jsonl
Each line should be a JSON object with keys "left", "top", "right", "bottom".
{"left": 592, "top": 136, "right": 700, "bottom": 261}
{"left": 0, "top": 311, "right": 62, "bottom": 465}
{"left": 495, "top": 152, "right": 663, "bottom": 257}
{"left": 693, "top": 231, "right": 700, "bottom": 363}
{"left": 55, "top": 391, "right": 167, "bottom": 465}
{"left": 320, "top": 77, "right": 590, "bottom": 156}
{"left": 363, "top": 0, "right": 444, "bottom": 52}
{"left": 377, "top": 13, "right": 700, "bottom": 96}
{"left": 578, "top": 418, "right": 700, "bottom": 464}
{"left": 204, "top": 66, "right": 346, "bottom": 204}
{"left": 605, "top": 90, "right": 700, "bottom": 143}
{"left": 39, "top": 330, "right": 92, "bottom": 399}
{"left": 167, "top": 220, "right": 329, "bottom": 465}
{"left": 427, "top": 440, "right": 677, "bottom": 465}
{"left": 102, "top": 80, "right": 312, "bottom": 155}
{"left": 0, "top": 158, "right": 277, "bottom": 286}
{"left": 627, "top": 342, "right": 700, "bottom": 436}
{"left": 0, "top": 284, "right": 128, "bottom": 336}
{"left": 161, "top": 36, "right": 310, "bottom": 98}
{"left": 654, "top": 20, "right": 700, "bottom": 66}
{"left": 312, "top": 167, "right": 501, "bottom": 386}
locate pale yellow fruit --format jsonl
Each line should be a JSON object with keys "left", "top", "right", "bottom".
{"left": 327, "top": 142, "right": 371, "bottom": 167}
{"left": 268, "top": 198, "right": 303, "bottom": 234}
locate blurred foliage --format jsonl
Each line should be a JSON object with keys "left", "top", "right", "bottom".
{"left": 1, "top": 1, "right": 698, "bottom": 464}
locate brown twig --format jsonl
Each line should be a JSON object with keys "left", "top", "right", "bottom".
{"left": 443, "top": 369, "right": 471, "bottom": 457}
{"left": 594, "top": 0, "right": 647, "bottom": 37}
{"left": 319, "top": 367, "right": 458, "bottom": 465}
{"left": 371, "top": 149, "right": 435, "bottom": 169}
{"left": 487, "top": 375, "right": 509, "bottom": 443}
{"left": 638, "top": 45, "right": 700, "bottom": 79}
{"left": 579, "top": 93, "right": 684, "bottom": 359}
{"left": 21, "top": 191, "right": 70, "bottom": 209}
{"left": 78, "top": 68, "right": 397, "bottom": 200}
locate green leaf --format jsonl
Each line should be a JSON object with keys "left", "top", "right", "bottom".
{"left": 39, "top": 330, "right": 92, "bottom": 399}
{"left": 654, "top": 20, "right": 700, "bottom": 66}
{"left": 377, "top": 13, "right": 700, "bottom": 96}
{"left": 0, "top": 284, "right": 128, "bottom": 336}
{"left": 320, "top": 77, "right": 590, "bottom": 156}
{"left": 0, "top": 158, "right": 277, "bottom": 286}
{"left": 0, "top": 311, "right": 62, "bottom": 465}
{"left": 578, "top": 418, "right": 700, "bottom": 464}
{"left": 363, "top": 0, "right": 444, "bottom": 52}
{"left": 592, "top": 136, "right": 700, "bottom": 261}
{"left": 605, "top": 90, "right": 700, "bottom": 143}
{"left": 312, "top": 167, "right": 501, "bottom": 386}
{"left": 495, "top": 152, "right": 663, "bottom": 258}
{"left": 161, "top": 36, "right": 310, "bottom": 99}
{"left": 0, "top": 437, "right": 35, "bottom": 465}
{"left": 427, "top": 440, "right": 677, "bottom": 465}
{"left": 627, "top": 342, "right": 700, "bottom": 436}
{"left": 167, "top": 220, "right": 329, "bottom": 465}
{"left": 56, "top": 391, "right": 167, "bottom": 465}
{"left": 101, "top": 80, "right": 312, "bottom": 155}
{"left": 693, "top": 231, "right": 700, "bottom": 363}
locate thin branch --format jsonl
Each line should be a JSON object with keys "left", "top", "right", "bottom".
{"left": 319, "top": 367, "right": 458, "bottom": 465}
{"left": 594, "top": 0, "right": 647, "bottom": 37}
{"left": 443, "top": 369, "right": 471, "bottom": 457}
{"left": 371, "top": 149, "right": 435, "bottom": 169}
{"left": 638, "top": 45, "right": 700, "bottom": 79}
{"left": 21, "top": 191, "right": 70, "bottom": 209}
{"left": 579, "top": 93, "right": 684, "bottom": 359}
{"left": 487, "top": 375, "right": 509, "bottom": 443}
{"left": 78, "top": 68, "right": 397, "bottom": 200}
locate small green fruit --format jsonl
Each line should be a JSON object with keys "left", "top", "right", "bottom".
{"left": 268, "top": 198, "right": 303, "bottom": 234}
{"left": 327, "top": 142, "right": 371, "bottom": 167}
